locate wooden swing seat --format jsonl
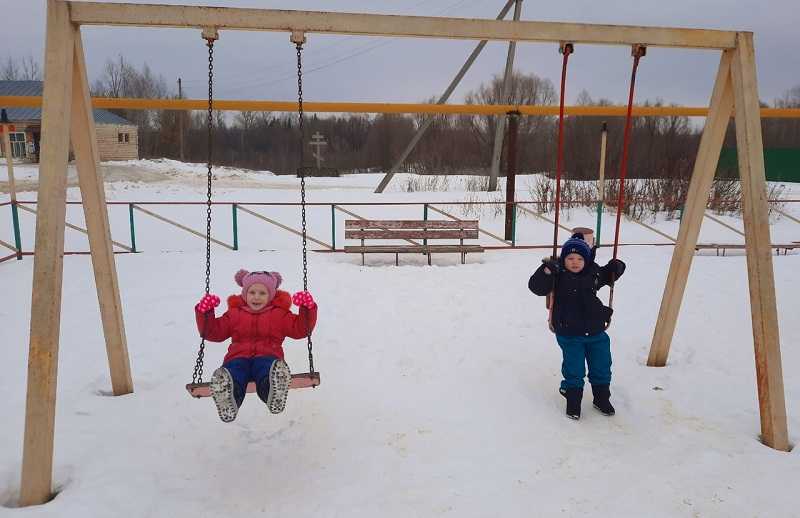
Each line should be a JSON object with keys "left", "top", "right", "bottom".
{"left": 186, "top": 372, "right": 321, "bottom": 398}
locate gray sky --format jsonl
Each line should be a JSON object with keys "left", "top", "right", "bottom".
{"left": 4, "top": 0, "right": 799, "bottom": 107}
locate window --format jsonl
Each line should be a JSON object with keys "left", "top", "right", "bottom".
{"left": 9, "top": 132, "right": 27, "bottom": 158}
{"left": 124, "top": 133, "right": 129, "bottom": 143}
{"left": 118, "top": 133, "right": 124, "bottom": 143}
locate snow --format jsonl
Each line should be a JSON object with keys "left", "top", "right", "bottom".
{"left": 1, "top": 160, "right": 798, "bottom": 517}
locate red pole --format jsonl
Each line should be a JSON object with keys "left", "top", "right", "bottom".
{"left": 608, "top": 44, "right": 646, "bottom": 310}
{"left": 612, "top": 45, "right": 646, "bottom": 261}
{"left": 551, "top": 42, "right": 573, "bottom": 259}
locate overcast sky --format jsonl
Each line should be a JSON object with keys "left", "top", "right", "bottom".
{"left": 4, "top": 0, "right": 799, "bottom": 107}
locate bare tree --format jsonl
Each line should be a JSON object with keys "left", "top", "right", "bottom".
{"left": 91, "top": 55, "right": 130, "bottom": 97}
{"left": 19, "top": 56, "right": 42, "bottom": 81}
{"left": 1, "top": 57, "right": 20, "bottom": 80}
{"left": 464, "top": 71, "right": 556, "bottom": 172}
{"left": 776, "top": 85, "right": 800, "bottom": 108}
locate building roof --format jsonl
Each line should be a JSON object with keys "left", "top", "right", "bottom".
{"left": 0, "top": 80, "right": 134, "bottom": 126}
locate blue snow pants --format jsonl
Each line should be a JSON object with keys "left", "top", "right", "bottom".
{"left": 223, "top": 356, "right": 277, "bottom": 407}
{"left": 555, "top": 332, "right": 612, "bottom": 390}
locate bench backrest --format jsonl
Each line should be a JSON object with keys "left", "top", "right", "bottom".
{"left": 345, "top": 219, "right": 479, "bottom": 240}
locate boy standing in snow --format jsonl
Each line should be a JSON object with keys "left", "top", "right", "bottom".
{"left": 195, "top": 269, "right": 317, "bottom": 422}
{"left": 528, "top": 233, "right": 625, "bottom": 420}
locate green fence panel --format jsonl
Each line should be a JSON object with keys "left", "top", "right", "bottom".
{"left": 718, "top": 148, "right": 800, "bottom": 182}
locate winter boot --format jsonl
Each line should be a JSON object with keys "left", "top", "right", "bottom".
{"left": 210, "top": 367, "right": 239, "bottom": 423}
{"left": 591, "top": 384, "right": 615, "bottom": 416}
{"left": 265, "top": 359, "right": 291, "bottom": 414}
{"left": 559, "top": 387, "right": 583, "bottom": 420}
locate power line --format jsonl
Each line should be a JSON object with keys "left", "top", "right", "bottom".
{"left": 212, "top": 0, "right": 488, "bottom": 97}
{"left": 180, "top": 0, "right": 445, "bottom": 87}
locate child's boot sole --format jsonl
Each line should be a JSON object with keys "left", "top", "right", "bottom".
{"left": 266, "top": 359, "right": 291, "bottom": 414}
{"left": 593, "top": 403, "right": 615, "bottom": 416}
{"left": 210, "top": 367, "right": 238, "bottom": 423}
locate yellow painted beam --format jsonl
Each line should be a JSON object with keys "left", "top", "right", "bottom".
{"left": 3, "top": 95, "right": 800, "bottom": 118}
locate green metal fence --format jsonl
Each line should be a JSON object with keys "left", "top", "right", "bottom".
{"left": 718, "top": 148, "right": 800, "bottom": 182}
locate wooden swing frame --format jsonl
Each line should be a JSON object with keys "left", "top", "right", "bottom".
{"left": 19, "top": 0, "right": 789, "bottom": 506}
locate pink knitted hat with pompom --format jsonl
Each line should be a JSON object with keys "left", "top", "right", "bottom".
{"left": 235, "top": 269, "right": 282, "bottom": 303}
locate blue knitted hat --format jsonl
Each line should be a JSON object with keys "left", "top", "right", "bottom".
{"left": 560, "top": 233, "right": 592, "bottom": 264}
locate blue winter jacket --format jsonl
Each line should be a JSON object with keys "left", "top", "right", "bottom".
{"left": 529, "top": 260, "right": 624, "bottom": 336}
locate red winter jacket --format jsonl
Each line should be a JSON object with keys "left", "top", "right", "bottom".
{"left": 195, "top": 290, "right": 318, "bottom": 363}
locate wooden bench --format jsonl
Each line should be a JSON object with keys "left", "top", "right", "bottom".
{"left": 344, "top": 219, "right": 484, "bottom": 265}
{"left": 695, "top": 242, "right": 799, "bottom": 256}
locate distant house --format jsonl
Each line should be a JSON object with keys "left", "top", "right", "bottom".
{"left": 0, "top": 80, "right": 139, "bottom": 162}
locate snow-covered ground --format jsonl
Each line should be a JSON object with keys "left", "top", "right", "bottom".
{"left": 1, "top": 161, "right": 798, "bottom": 517}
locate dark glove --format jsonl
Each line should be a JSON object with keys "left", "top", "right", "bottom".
{"left": 541, "top": 257, "right": 561, "bottom": 275}
{"left": 606, "top": 258, "right": 626, "bottom": 276}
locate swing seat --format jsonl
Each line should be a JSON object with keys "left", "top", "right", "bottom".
{"left": 186, "top": 372, "right": 321, "bottom": 398}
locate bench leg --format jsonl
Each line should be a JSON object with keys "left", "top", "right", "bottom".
{"left": 462, "top": 252, "right": 466, "bottom": 265}
{"left": 396, "top": 253, "right": 399, "bottom": 266}
{"left": 428, "top": 252, "right": 432, "bottom": 266}
{"left": 361, "top": 253, "right": 365, "bottom": 266}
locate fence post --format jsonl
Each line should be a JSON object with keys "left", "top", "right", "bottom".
{"left": 128, "top": 203, "right": 137, "bottom": 252}
{"left": 423, "top": 203, "right": 428, "bottom": 249}
{"left": 330, "top": 204, "right": 336, "bottom": 250}
{"left": 232, "top": 203, "right": 238, "bottom": 251}
{"left": 11, "top": 202, "right": 22, "bottom": 260}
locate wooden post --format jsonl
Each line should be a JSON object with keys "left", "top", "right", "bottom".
{"left": 647, "top": 50, "right": 734, "bottom": 368}
{"left": 730, "top": 31, "right": 789, "bottom": 452}
{"left": 595, "top": 122, "right": 607, "bottom": 245}
{"left": 71, "top": 27, "right": 134, "bottom": 396}
{"left": 20, "top": 0, "right": 74, "bottom": 506}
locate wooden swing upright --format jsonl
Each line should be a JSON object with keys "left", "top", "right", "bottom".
{"left": 19, "top": 0, "right": 789, "bottom": 507}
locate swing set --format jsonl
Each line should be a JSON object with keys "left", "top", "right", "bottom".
{"left": 184, "top": 29, "right": 321, "bottom": 398}
{"left": 17, "top": 0, "right": 789, "bottom": 508}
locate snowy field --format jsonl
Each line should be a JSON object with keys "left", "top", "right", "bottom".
{"left": 1, "top": 160, "right": 798, "bottom": 517}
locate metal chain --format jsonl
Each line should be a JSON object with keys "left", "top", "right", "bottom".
{"left": 608, "top": 44, "right": 645, "bottom": 312}
{"left": 192, "top": 38, "right": 215, "bottom": 385}
{"left": 296, "top": 42, "right": 315, "bottom": 375}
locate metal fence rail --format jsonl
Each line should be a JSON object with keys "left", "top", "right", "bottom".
{"left": 2, "top": 198, "right": 798, "bottom": 263}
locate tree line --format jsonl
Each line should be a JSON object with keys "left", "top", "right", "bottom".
{"left": 3, "top": 54, "right": 799, "bottom": 183}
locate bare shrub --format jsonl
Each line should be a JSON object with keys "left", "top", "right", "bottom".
{"left": 525, "top": 174, "right": 555, "bottom": 213}
{"left": 465, "top": 175, "right": 490, "bottom": 192}
{"left": 457, "top": 190, "right": 505, "bottom": 218}
{"left": 403, "top": 175, "right": 451, "bottom": 193}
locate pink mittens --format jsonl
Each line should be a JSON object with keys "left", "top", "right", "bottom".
{"left": 292, "top": 291, "right": 316, "bottom": 309}
{"left": 196, "top": 294, "right": 220, "bottom": 313}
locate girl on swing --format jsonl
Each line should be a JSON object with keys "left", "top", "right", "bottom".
{"left": 195, "top": 269, "right": 317, "bottom": 423}
{"left": 529, "top": 232, "right": 625, "bottom": 420}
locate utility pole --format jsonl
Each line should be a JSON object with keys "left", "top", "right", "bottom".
{"left": 489, "top": 0, "right": 523, "bottom": 192}
{"left": 373, "top": 0, "right": 518, "bottom": 193}
{"left": 177, "top": 77, "right": 184, "bottom": 162}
